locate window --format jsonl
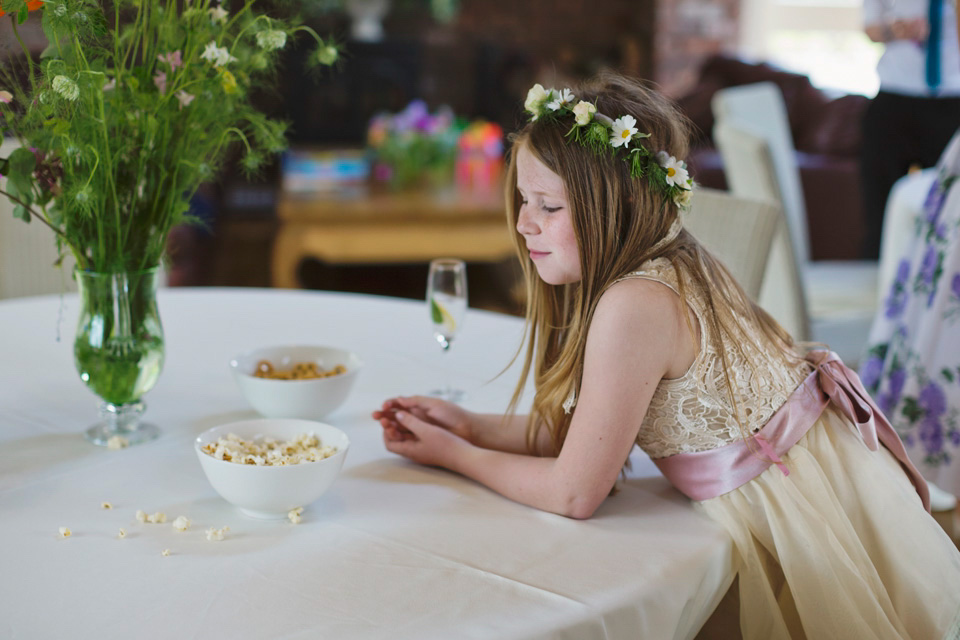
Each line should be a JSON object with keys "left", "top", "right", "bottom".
{"left": 740, "top": 0, "right": 883, "bottom": 96}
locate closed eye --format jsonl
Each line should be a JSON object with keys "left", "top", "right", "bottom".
{"left": 543, "top": 205, "right": 561, "bottom": 213}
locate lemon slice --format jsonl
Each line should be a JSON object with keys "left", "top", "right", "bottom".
{"left": 430, "top": 298, "right": 457, "bottom": 333}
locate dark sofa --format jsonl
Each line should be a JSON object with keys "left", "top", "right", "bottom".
{"left": 676, "top": 56, "right": 870, "bottom": 261}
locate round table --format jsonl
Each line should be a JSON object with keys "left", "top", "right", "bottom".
{"left": 0, "top": 288, "right": 733, "bottom": 639}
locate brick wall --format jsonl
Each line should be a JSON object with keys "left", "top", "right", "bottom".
{"left": 653, "top": 0, "right": 741, "bottom": 98}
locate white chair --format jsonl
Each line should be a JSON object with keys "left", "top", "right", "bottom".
{"left": 685, "top": 188, "right": 781, "bottom": 301}
{"left": 0, "top": 140, "right": 78, "bottom": 299}
{"left": 711, "top": 85, "right": 878, "bottom": 366}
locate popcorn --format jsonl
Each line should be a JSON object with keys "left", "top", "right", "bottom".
{"left": 205, "top": 526, "right": 229, "bottom": 542}
{"left": 106, "top": 435, "right": 129, "bottom": 450}
{"left": 288, "top": 507, "right": 304, "bottom": 524}
{"left": 172, "top": 516, "right": 191, "bottom": 532}
{"left": 101, "top": 501, "right": 113, "bottom": 510}
{"left": 135, "top": 510, "right": 148, "bottom": 523}
{"left": 161, "top": 548, "right": 171, "bottom": 557}
{"left": 201, "top": 432, "right": 337, "bottom": 466}
{"left": 118, "top": 528, "right": 127, "bottom": 539}
{"left": 147, "top": 512, "right": 167, "bottom": 524}
{"left": 58, "top": 526, "right": 72, "bottom": 539}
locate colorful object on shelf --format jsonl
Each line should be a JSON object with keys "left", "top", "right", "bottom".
{"left": 456, "top": 120, "right": 503, "bottom": 191}
{"left": 366, "top": 100, "right": 463, "bottom": 189}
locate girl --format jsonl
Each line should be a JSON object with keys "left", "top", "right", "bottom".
{"left": 373, "top": 73, "right": 960, "bottom": 638}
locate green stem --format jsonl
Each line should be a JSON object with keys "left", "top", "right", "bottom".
{"left": 0, "top": 188, "right": 87, "bottom": 269}
{"left": 10, "top": 16, "right": 35, "bottom": 94}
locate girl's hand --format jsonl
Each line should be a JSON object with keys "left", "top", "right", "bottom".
{"left": 379, "top": 408, "right": 471, "bottom": 468}
{"left": 372, "top": 396, "right": 474, "bottom": 443}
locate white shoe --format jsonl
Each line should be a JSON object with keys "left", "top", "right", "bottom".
{"left": 928, "top": 481, "right": 958, "bottom": 512}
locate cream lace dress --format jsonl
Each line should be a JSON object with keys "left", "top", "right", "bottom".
{"left": 624, "top": 259, "right": 960, "bottom": 640}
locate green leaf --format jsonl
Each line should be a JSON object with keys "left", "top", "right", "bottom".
{"left": 430, "top": 298, "right": 442, "bottom": 324}
{"left": 943, "top": 367, "right": 955, "bottom": 383}
{"left": 6, "top": 147, "right": 35, "bottom": 197}
{"left": 1, "top": 0, "right": 26, "bottom": 18}
{"left": 12, "top": 203, "right": 30, "bottom": 222}
{"left": 901, "top": 397, "right": 923, "bottom": 424}
{"left": 17, "top": 2, "right": 27, "bottom": 24}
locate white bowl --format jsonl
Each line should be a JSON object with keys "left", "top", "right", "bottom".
{"left": 195, "top": 419, "right": 350, "bottom": 519}
{"left": 230, "top": 345, "right": 363, "bottom": 419}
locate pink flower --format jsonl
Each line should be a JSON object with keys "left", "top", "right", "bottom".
{"left": 157, "top": 50, "right": 182, "bottom": 72}
{"left": 154, "top": 71, "right": 167, "bottom": 95}
{"left": 0, "top": 90, "right": 12, "bottom": 104}
{"left": 175, "top": 90, "right": 195, "bottom": 110}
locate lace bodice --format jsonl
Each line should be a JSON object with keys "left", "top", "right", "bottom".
{"left": 622, "top": 258, "right": 812, "bottom": 458}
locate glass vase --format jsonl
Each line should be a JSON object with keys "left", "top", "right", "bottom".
{"left": 74, "top": 267, "right": 165, "bottom": 446}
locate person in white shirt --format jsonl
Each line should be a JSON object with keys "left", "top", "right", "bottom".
{"left": 861, "top": 0, "right": 960, "bottom": 259}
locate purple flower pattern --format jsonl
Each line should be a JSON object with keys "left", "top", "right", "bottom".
{"left": 863, "top": 145, "right": 960, "bottom": 480}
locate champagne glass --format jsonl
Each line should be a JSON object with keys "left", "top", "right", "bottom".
{"left": 427, "top": 258, "right": 468, "bottom": 402}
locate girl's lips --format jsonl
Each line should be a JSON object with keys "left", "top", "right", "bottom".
{"left": 529, "top": 250, "right": 549, "bottom": 260}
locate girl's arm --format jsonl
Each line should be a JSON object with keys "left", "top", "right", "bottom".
{"left": 385, "top": 278, "right": 696, "bottom": 519}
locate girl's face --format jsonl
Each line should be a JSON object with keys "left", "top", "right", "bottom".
{"left": 515, "top": 145, "right": 581, "bottom": 285}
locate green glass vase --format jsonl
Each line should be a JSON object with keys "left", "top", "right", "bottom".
{"left": 74, "top": 267, "right": 165, "bottom": 446}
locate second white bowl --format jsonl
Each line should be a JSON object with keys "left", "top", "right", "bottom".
{"left": 230, "top": 345, "right": 363, "bottom": 419}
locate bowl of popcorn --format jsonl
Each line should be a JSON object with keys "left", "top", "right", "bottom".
{"left": 195, "top": 418, "right": 349, "bottom": 519}
{"left": 230, "top": 345, "right": 363, "bottom": 419}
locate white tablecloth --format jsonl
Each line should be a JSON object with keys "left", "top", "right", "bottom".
{"left": 0, "top": 288, "right": 733, "bottom": 640}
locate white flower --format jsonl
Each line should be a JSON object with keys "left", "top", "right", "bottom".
{"left": 200, "top": 41, "right": 237, "bottom": 67}
{"left": 572, "top": 100, "right": 596, "bottom": 125}
{"left": 175, "top": 90, "right": 195, "bottom": 110}
{"left": 658, "top": 153, "right": 690, "bottom": 188}
{"left": 255, "top": 29, "right": 287, "bottom": 51}
{"left": 52, "top": 76, "right": 79, "bottom": 102}
{"left": 674, "top": 187, "right": 693, "bottom": 208}
{"left": 546, "top": 88, "right": 574, "bottom": 111}
{"left": 208, "top": 5, "right": 228, "bottom": 23}
{"left": 102, "top": 79, "right": 115, "bottom": 91}
{"left": 610, "top": 115, "right": 639, "bottom": 148}
{"left": 524, "top": 83, "right": 549, "bottom": 119}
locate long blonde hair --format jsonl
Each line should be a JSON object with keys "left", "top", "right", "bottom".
{"left": 505, "top": 72, "right": 801, "bottom": 454}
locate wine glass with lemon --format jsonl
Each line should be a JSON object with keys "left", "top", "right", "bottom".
{"left": 427, "top": 258, "right": 468, "bottom": 402}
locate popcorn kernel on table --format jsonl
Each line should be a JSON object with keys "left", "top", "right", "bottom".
{"left": 106, "top": 435, "right": 129, "bottom": 450}
{"left": 161, "top": 549, "right": 171, "bottom": 557}
{"left": 288, "top": 507, "right": 304, "bottom": 524}
{"left": 58, "top": 526, "right": 71, "bottom": 538}
{"left": 172, "top": 516, "right": 191, "bottom": 532}
{"left": 135, "top": 510, "right": 148, "bottom": 523}
{"left": 101, "top": 501, "right": 113, "bottom": 510}
{"left": 118, "top": 528, "right": 127, "bottom": 539}
{"left": 205, "top": 526, "right": 229, "bottom": 542}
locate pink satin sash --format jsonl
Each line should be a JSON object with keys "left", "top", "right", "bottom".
{"left": 653, "top": 351, "right": 931, "bottom": 512}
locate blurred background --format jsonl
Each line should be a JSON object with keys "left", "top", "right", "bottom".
{"left": 0, "top": 0, "right": 885, "bottom": 315}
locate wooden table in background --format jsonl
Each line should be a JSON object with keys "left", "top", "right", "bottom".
{"left": 273, "top": 185, "right": 514, "bottom": 289}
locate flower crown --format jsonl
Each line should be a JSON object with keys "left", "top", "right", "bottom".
{"left": 524, "top": 84, "right": 694, "bottom": 209}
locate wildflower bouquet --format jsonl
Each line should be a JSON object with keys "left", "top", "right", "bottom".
{"left": 0, "top": 0, "right": 338, "bottom": 273}
{"left": 367, "top": 99, "right": 462, "bottom": 189}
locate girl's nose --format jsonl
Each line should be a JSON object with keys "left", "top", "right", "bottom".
{"left": 516, "top": 205, "right": 538, "bottom": 235}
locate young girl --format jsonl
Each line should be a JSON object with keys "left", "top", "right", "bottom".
{"left": 372, "top": 73, "right": 960, "bottom": 638}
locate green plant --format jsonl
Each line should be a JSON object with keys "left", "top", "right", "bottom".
{"left": 0, "top": 0, "right": 338, "bottom": 272}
